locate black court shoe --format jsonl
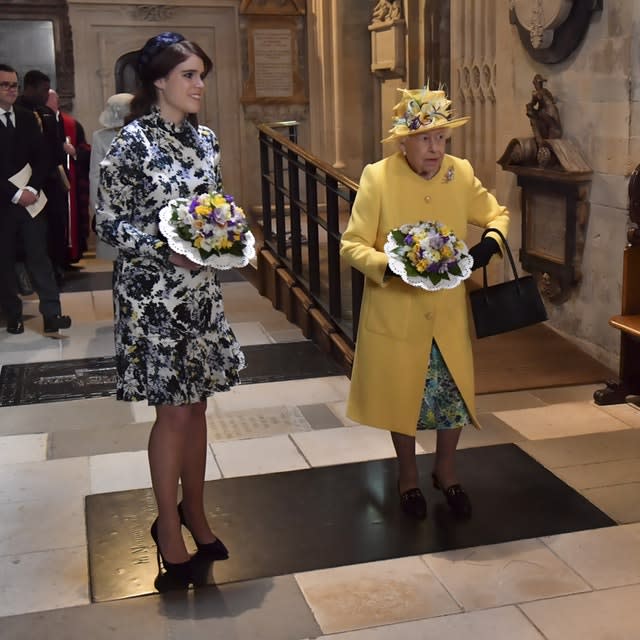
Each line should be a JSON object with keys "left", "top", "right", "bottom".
{"left": 177, "top": 502, "right": 229, "bottom": 560}
{"left": 43, "top": 314, "right": 72, "bottom": 334}
{"left": 398, "top": 487, "right": 427, "bottom": 520}
{"left": 432, "top": 473, "right": 472, "bottom": 519}
{"left": 150, "top": 519, "right": 193, "bottom": 587}
{"left": 6, "top": 319, "right": 24, "bottom": 334}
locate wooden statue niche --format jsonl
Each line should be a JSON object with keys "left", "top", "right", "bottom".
{"left": 499, "top": 74, "right": 589, "bottom": 172}
{"left": 593, "top": 164, "right": 640, "bottom": 405}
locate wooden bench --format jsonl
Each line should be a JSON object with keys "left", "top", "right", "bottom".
{"left": 609, "top": 314, "right": 640, "bottom": 338}
{"left": 593, "top": 169, "right": 640, "bottom": 404}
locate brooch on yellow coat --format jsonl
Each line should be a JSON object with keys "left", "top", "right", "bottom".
{"left": 442, "top": 165, "right": 455, "bottom": 183}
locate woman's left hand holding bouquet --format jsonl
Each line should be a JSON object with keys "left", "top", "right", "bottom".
{"left": 169, "top": 250, "right": 202, "bottom": 271}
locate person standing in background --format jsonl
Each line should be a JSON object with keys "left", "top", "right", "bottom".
{"left": 16, "top": 70, "right": 72, "bottom": 285}
{"left": 46, "top": 89, "right": 91, "bottom": 265}
{"left": 89, "top": 93, "right": 133, "bottom": 262}
{"left": 0, "top": 63, "right": 71, "bottom": 335}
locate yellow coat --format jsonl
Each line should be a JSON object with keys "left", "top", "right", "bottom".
{"left": 340, "top": 152, "right": 510, "bottom": 435}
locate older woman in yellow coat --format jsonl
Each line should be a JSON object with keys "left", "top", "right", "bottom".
{"left": 340, "top": 87, "right": 509, "bottom": 520}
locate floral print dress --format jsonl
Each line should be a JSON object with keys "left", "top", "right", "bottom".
{"left": 96, "top": 109, "right": 245, "bottom": 405}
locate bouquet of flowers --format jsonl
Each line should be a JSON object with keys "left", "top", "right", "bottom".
{"left": 158, "top": 191, "right": 256, "bottom": 269}
{"left": 383, "top": 220, "right": 473, "bottom": 291}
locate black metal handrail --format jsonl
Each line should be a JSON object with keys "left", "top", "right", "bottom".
{"left": 257, "top": 122, "right": 364, "bottom": 345}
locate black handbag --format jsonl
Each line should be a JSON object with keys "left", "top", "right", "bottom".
{"left": 469, "top": 228, "right": 547, "bottom": 338}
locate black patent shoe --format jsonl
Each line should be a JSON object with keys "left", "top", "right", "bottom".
{"left": 178, "top": 502, "right": 229, "bottom": 560}
{"left": 43, "top": 314, "right": 72, "bottom": 334}
{"left": 399, "top": 487, "right": 427, "bottom": 520}
{"left": 150, "top": 518, "right": 193, "bottom": 588}
{"left": 432, "top": 473, "right": 472, "bottom": 519}
{"left": 7, "top": 319, "right": 24, "bottom": 334}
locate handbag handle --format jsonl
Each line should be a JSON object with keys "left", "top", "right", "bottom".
{"left": 479, "top": 228, "right": 521, "bottom": 293}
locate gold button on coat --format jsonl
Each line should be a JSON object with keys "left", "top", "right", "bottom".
{"left": 424, "top": 195, "right": 431, "bottom": 203}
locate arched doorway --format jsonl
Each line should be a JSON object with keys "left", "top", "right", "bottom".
{"left": 114, "top": 51, "right": 139, "bottom": 95}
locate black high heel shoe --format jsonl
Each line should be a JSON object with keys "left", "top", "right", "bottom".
{"left": 177, "top": 502, "right": 229, "bottom": 560}
{"left": 432, "top": 473, "right": 472, "bottom": 519}
{"left": 150, "top": 518, "right": 193, "bottom": 586}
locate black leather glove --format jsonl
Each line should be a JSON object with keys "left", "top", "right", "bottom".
{"left": 468, "top": 236, "right": 499, "bottom": 271}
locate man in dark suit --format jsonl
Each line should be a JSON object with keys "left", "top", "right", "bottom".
{"left": 16, "top": 70, "right": 72, "bottom": 285}
{"left": 0, "top": 63, "right": 71, "bottom": 335}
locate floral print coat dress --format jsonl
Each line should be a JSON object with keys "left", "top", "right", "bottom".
{"left": 96, "top": 109, "right": 245, "bottom": 405}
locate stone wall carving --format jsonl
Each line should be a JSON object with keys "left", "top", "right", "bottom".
{"left": 371, "top": 0, "right": 401, "bottom": 26}
{"left": 509, "top": 0, "right": 602, "bottom": 64}
{"left": 130, "top": 5, "right": 176, "bottom": 21}
{"left": 450, "top": 0, "right": 497, "bottom": 190}
{"left": 240, "top": 0, "right": 305, "bottom": 16}
{"left": 368, "top": 0, "right": 405, "bottom": 79}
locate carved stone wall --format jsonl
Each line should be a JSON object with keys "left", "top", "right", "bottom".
{"left": 450, "top": 0, "right": 497, "bottom": 191}
{"left": 67, "top": 1, "right": 248, "bottom": 203}
{"left": 494, "top": 1, "right": 640, "bottom": 370}
{"left": 306, "top": 0, "right": 376, "bottom": 179}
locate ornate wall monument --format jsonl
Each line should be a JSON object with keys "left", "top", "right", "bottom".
{"left": 510, "top": 0, "right": 603, "bottom": 64}
{"left": 499, "top": 75, "right": 592, "bottom": 303}
{"left": 368, "top": 0, "right": 405, "bottom": 80}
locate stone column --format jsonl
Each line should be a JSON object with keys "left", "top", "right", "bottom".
{"left": 307, "top": 0, "right": 376, "bottom": 179}
{"left": 450, "top": 0, "right": 497, "bottom": 190}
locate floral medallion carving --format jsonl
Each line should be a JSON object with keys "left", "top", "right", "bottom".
{"left": 510, "top": 0, "right": 602, "bottom": 63}
{"left": 131, "top": 5, "right": 176, "bottom": 21}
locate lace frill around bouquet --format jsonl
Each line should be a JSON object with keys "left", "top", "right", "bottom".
{"left": 384, "top": 223, "right": 473, "bottom": 291}
{"left": 159, "top": 204, "right": 256, "bottom": 270}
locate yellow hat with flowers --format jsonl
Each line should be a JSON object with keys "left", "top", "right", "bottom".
{"left": 382, "top": 86, "right": 470, "bottom": 143}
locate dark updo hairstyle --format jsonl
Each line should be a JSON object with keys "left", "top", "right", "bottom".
{"left": 127, "top": 32, "right": 213, "bottom": 127}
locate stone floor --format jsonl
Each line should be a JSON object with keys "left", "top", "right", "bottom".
{"left": 0, "top": 258, "right": 640, "bottom": 639}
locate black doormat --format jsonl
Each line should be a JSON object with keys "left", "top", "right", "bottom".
{"left": 59, "top": 268, "right": 245, "bottom": 293}
{"left": 85, "top": 443, "right": 615, "bottom": 602}
{"left": 0, "top": 342, "right": 345, "bottom": 406}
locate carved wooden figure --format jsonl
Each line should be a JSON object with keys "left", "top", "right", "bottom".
{"left": 526, "top": 74, "right": 562, "bottom": 144}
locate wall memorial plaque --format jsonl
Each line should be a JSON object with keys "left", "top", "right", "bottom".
{"left": 253, "top": 29, "right": 294, "bottom": 98}
{"left": 241, "top": 17, "right": 306, "bottom": 104}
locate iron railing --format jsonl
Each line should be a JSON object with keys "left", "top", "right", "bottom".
{"left": 257, "top": 122, "right": 364, "bottom": 345}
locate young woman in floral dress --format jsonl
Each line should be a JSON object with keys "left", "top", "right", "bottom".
{"left": 97, "top": 32, "right": 244, "bottom": 586}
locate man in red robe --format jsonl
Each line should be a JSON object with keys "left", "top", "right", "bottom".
{"left": 46, "top": 89, "right": 91, "bottom": 267}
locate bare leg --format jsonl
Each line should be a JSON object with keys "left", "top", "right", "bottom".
{"left": 391, "top": 431, "right": 419, "bottom": 493}
{"left": 433, "top": 427, "right": 463, "bottom": 488}
{"left": 178, "top": 400, "right": 219, "bottom": 544}
{"left": 148, "top": 404, "right": 192, "bottom": 564}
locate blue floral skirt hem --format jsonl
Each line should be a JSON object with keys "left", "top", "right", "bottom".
{"left": 417, "top": 341, "right": 471, "bottom": 431}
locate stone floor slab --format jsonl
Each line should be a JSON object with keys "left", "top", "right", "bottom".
{"left": 542, "top": 523, "right": 640, "bottom": 589}
{"left": 295, "top": 556, "right": 460, "bottom": 634}
{"left": 520, "top": 584, "right": 640, "bottom": 640}
{"left": 0, "top": 433, "right": 47, "bottom": 464}
{"left": 318, "top": 606, "right": 545, "bottom": 639}
{"left": 206, "top": 405, "right": 311, "bottom": 441}
{"left": 0, "top": 546, "right": 89, "bottom": 617}
{"left": 495, "top": 402, "right": 631, "bottom": 440}
{"left": 423, "top": 538, "right": 590, "bottom": 610}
